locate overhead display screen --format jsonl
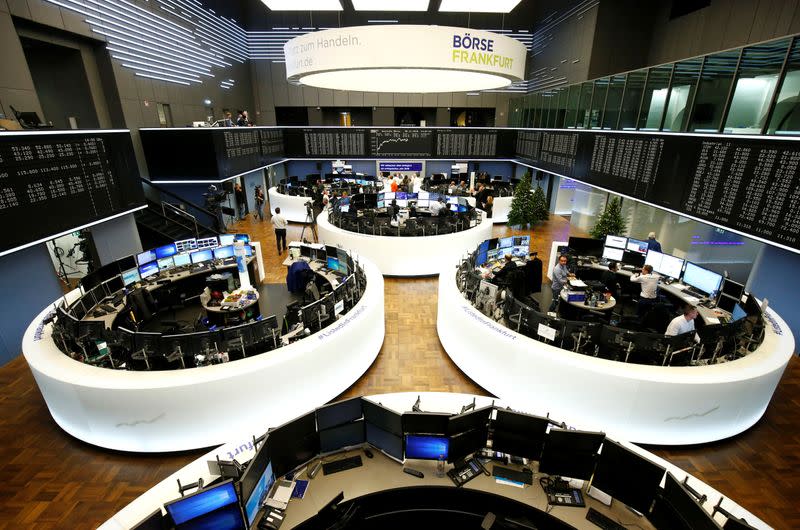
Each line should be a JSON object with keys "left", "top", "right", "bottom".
{"left": 283, "top": 128, "right": 368, "bottom": 158}
{"left": 436, "top": 129, "right": 497, "bottom": 158}
{"left": 217, "top": 128, "right": 261, "bottom": 177}
{"left": 0, "top": 131, "right": 145, "bottom": 256}
{"left": 370, "top": 129, "right": 434, "bottom": 157}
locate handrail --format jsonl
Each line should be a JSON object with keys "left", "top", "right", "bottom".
{"left": 163, "top": 202, "right": 199, "bottom": 239}
{"left": 140, "top": 177, "right": 217, "bottom": 218}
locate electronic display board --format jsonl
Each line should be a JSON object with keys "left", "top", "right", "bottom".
{"left": 370, "top": 128, "right": 433, "bottom": 157}
{"left": 283, "top": 128, "right": 368, "bottom": 158}
{"left": 216, "top": 128, "right": 261, "bottom": 177}
{"left": 436, "top": 129, "right": 498, "bottom": 158}
{"left": 0, "top": 131, "right": 145, "bottom": 256}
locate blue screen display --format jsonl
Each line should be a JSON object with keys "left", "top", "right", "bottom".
{"left": 395, "top": 192, "right": 407, "bottom": 200}
{"left": 122, "top": 268, "right": 140, "bottom": 286}
{"left": 138, "top": 261, "right": 159, "bottom": 279}
{"left": 173, "top": 253, "right": 191, "bottom": 267}
{"left": 214, "top": 245, "right": 234, "bottom": 260}
{"left": 327, "top": 257, "right": 339, "bottom": 271}
{"left": 245, "top": 462, "right": 274, "bottom": 525}
{"left": 478, "top": 240, "right": 490, "bottom": 253}
{"left": 405, "top": 435, "right": 449, "bottom": 460}
{"left": 155, "top": 243, "right": 178, "bottom": 259}
{"left": 165, "top": 480, "right": 239, "bottom": 525}
{"left": 136, "top": 249, "right": 157, "bottom": 266}
{"left": 191, "top": 249, "right": 213, "bottom": 264}
{"left": 244, "top": 245, "right": 253, "bottom": 257}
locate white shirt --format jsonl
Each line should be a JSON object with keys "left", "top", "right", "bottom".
{"left": 631, "top": 272, "right": 659, "bottom": 299}
{"left": 429, "top": 201, "right": 445, "bottom": 216}
{"left": 665, "top": 314, "right": 699, "bottom": 342}
{"left": 272, "top": 213, "right": 287, "bottom": 230}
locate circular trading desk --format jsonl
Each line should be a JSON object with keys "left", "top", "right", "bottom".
{"left": 22, "top": 255, "right": 384, "bottom": 453}
{"left": 99, "top": 392, "right": 771, "bottom": 530}
{"left": 490, "top": 195, "right": 513, "bottom": 224}
{"left": 268, "top": 186, "right": 312, "bottom": 223}
{"left": 316, "top": 210, "right": 493, "bottom": 276}
{"left": 437, "top": 261, "right": 794, "bottom": 446}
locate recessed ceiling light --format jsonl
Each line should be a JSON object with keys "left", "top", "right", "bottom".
{"left": 261, "top": 0, "right": 342, "bottom": 11}
{"left": 352, "top": 0, "right": 429, "bottom": 11}
{"left": 439, "top": 0, "right": 522, "bottom": 13}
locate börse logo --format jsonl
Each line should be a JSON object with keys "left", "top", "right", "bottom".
{"left": 453, "top": 33, "right": 494, "bottom": 52}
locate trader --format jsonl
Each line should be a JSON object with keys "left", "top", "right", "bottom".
{"left": 647, "top": 232, "right": 662, "bottom": 252}
{"left": 665, "top": 305, "right": 700, "bottom": 341}
{"left": 550, "top": 254, "right": 572, "bottom": 312}
{"left": 272, "top": 207, "right": 288, "bottom": 255}
{"left": 493, "top": 254, "right": 517, "bottom": 282}
{"left": 600, "top": 261, "right": 620, "bottom": 299}
{"left": 429, "top": 197, "right": 446, "bottom": 216}
{"left": 631, "top": 264, "right": 659, "bottom": 316}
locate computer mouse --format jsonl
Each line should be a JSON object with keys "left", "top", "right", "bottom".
{"left": 364, "top": 448, "right": 374, "bottom": 458}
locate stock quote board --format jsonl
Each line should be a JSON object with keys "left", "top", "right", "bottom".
{"left": 0, "top": 131, "right": 145, "bottom": 256}
{"left": 515, "top": 129, "right": 800, "bottom": 253}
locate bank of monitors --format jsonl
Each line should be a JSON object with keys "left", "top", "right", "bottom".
{"left": 190, "top": 249, "right": 213, "bottom": 265}
{"left": 363, "top": 399, "right": 403, "bottom": 461}
{"left": 218, "top": 234, "right": 235, "bottom": 246}
{"left": 405, "top": 435, "right": 449, "bottom": 460}
{"left": 602, "top": 246, "right": 624, "bottom": 262}
{"left": 539, "top": 428, "right": 605, "bottom": 480}
{"left": 213, "top": 245, "right": 234, "bottom": 260}
{"left": 627, "top": 237, "right": 649, "bottom": 254}
{"left": 175, "top": 238, "right": 197, "bottom": 253}
{"left": 402, "top": 412, "right": 451, "bottom": 435}
{"left": 316, "top": 397, "right": 363, "bottom": 431}
{"left": 164, "top": 479, "right": 244, "bottom": 530}
{"left": 136, "top": 249, "right": 157, "bottom": 266}
{"left": 155, "top": 243, "right": 178, "bottom": 260}
{"left": 590, "top": 439, "right": 666, "bottom": 514}
{"left": 491, "top": 409, "right": 549, "bottom": 460}
{"left": 268, "top": 411, "right": 319, "bottom": 479}
{"left": 650, "top": 473, "right": 721, "bottom": 530}
{"left": 196, "top": 236, "right": 218, "bottom": 250}
{"left": 568, "top": 237, "right": 603, "bottom": 258}
{"left": 138, "top": 261, "right": 159, "bottom": 279}
{"left": 122, "top": 267, "right": 141, "bottom": 287}
{"left": 683, "top": 262, "right": 723, "bottom": 296}
{"left": 645, "top": 250, "right": 685, "bottom": 280}
{"left": 605, "top": 235, "right": 627, "bottom": 249}
{"left": 173, "top": 253, "right": 191, "bottom": 267}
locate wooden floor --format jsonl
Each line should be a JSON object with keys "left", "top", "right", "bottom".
{"left": 0, "top": 212, "right": 797, "bottom": 529}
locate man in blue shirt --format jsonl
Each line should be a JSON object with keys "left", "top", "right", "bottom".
{"left": 647, "top": 232, "right": 662, "bottom": 252}
{"left": 550, "top": 254, "right": 572, "bottom": 312}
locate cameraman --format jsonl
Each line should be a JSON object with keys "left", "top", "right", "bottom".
{"left": 204, "top": 185, "right": 228, "bottom": 232}
{"left": 254, "top": 185, "right": 265, "bottom": 221}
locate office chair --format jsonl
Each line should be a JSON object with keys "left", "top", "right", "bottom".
{"left": 304, "top": 280, "right": 321, "bottom": 303}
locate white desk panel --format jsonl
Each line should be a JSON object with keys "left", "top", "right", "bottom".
{"left": 489, "top": 195, "right": 513, "bottom": 224}
{"left": 437, "top": 261, "right": 794, "bottom": 446}
{"left": 22, "top": 257, "right": 384, "bottom": 452}
{"left": 268, "top": 187, "right": 312, "bottom": 223}
{"left": 316, "top": 209, "right": 493, "bottom": 276}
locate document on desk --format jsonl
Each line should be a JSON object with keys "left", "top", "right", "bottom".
{"left": 568, "top": 279, "right": 587, "bottom": 288}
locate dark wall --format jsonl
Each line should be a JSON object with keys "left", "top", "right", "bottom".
{"left": 588, "top": 0, "right": 659, "bottom": 79}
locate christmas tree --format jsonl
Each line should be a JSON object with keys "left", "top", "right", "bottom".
{"left": 507, "top": 172, "right": 535, "bottom": 227}
{"left": 590, "top": 197, "right": 627, "bottom": 239}
{"left": 530, "top": 184, "right": 549, "bottom": 224}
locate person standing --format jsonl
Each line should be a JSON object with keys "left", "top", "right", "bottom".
{"left": 254, "top": 185, "right": 265, "bottom": 221}
{"left": 631, "top": 264, "right": 660, "bottom": 316}
{"left": 234, "top": 182, "right": 246, "bottom": 220}
{"left": 550, "top": 254, "right": 573, "bottom": 312}
{"left": 272, "top": 207, "right": 288, "bottom": 255}
{"left": 647, "top": 232, "right": 662, "bottom": 252}
{"left": 601, "top": 260, "right": 620, "bottom": 300}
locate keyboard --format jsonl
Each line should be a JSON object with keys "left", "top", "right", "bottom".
{"left": 585, "top": 507, "right": 626, "bottom": 530}
{"left": 492, "top": 465, "right": 533, "bottom": 485}
{"left": 100, "top": 304, "right": 116, "bottom": 312}
{"left": 322, "top": 455, "right": 363, "bottom": 475}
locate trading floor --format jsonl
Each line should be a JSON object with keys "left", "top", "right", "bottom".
{"left": 0, "top": 213, "right": 798, "bottom": 529}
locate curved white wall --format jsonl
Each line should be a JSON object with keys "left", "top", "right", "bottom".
{"left": 22, "top": 258, "right": 385, "bottom": 453}
{"left": 316, "top": 210, "right": 492, "bottom": 276}
{"left": 490, "top": 196, "right": 513, "bottom": 224}
{"left": 268, "top": 187, "right": 311, "bottom": 223}
{"left": 437, "top": 263, "right": 794, "bottom": 445}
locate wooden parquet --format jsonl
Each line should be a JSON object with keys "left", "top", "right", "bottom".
{"left": 0, "top": 211, "right": 797, "bottom": 529}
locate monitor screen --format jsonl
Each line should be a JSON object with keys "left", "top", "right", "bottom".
{"left": 197, "top": 236, "right": 219, "bottom": 249}
{"left": 405, "top": 435, "right": 449, "bottom": 460}
{"left": 173, "top": 253, "right": 191, "bottom": 267}
{"left": 627, "top": 237, "right": 648, "bottom": 254}
{"left": 591, "top": 439, "right": 665, "bottom": 514}
{"left": 157, "top": 257, "right": 174, "bottom": 271}
{"left": 244, "top": 461, "right": 274, "bottom": 526}
{"left": 538, "top": 428, "right": 605, "bottom": 480}
{"left": 682, "top": 262, "right": 723, "bottom": 295}
{"left": 491, "top": 409, "right": 550, "bottom": 460}
{"left": 327, "top": 257, "right": 339, "bottom": 271}
{"left": 130, "top": 508, "right": 164, "bottom": 530}
{"left": 605, "top": 235, "right": 627, "bottom": 249}
{"left": 366, "top": 423, "right": 403, "bottom": 461}
{"left": 396, "top": 192, "right": 407, "bottom": 200}
{"left": 448, "top": 426, "right": 489, "bottom": 464}
{"left": 175, "top": 238, "right": 197, "bottom": 253}
{"left": 319, "top": 420, "right": 366, "bottom": 453}
{"left": 122, "top": 268, "right": 140, "bottom": 286}
{"left": 234, "top": 233, "right": 250, "bottom": 243}
{"left": 136, "top": 249, "right": 157, "bottom": 266}
{"left": 417, "top": 199, "right": 429, "bottom": 208}
{"left": 621, "top": 250, "right": 646, "bottom": 268}
{"left": 602, "top": 246, "right": 624, "bottom": 262}
{"left": 219, "top": 234, "right": 235, "bottom": 246}
{"left": 191, "top": 249, "right": 213, "bottom": 264}
{"left": 650, "top": 473, "right": 721, "bottom": 530}
{"left": 383, "top": 192, "right": 395, "bottom": 200}
{"left": 138, "top": 261, "right": 158, "bottom": 279}
{"left": 475, "top": 250, "right": 488, "bottom": 267}
{"left": 376, "top": 200, "right": 385, "bottom": 208}
{"left": 395, "top": 199, "right": 408, "bottom": 208}
{"left": 731, "top": 303, "right": 748, "bottom": 322}
{"left": 316, "top": 397, "right": 363, "bottom": 431}
{"left": 155, "top": 243, "right": 178, "bottom": 260}
{"left": 164, "top": 479, "right": 240, "bottom": 526}
{"left": 717, "top": 294, "right": 739, "bottom": 314}
{"left": 268, "top": 412, "right": 319, "bottom": 478}
{"left": 377, "top": 192, "right": 385, "bottom": 201}
{"left": 721, "top": 278, "right": 744, "bottom": 300}
{"left": 658, "top": 254, "right": 685, "bottom": 279}
{"left": 325, "top": 245, "right": 338, "bottom": 258}
{"left": 362, "top": 399, "right": 402, "bottom": 435}
{"left": 213, "top": 245, "right": 234, "bottom": 260}
{"left": 244, "top": 245, "right": 253, "bottom": 257}
{"left": 498, "top": 237, "right": 514, "bottom": 249}
{"left": 447, "top": 405, "right": 492, "bottom": 436}
{"left": 645, "top": 249, "right": 663, "bottom": 269}
{"left": 568, "top": 236, "right": 603, "bottom": 258}
{"left": 402, "top": 412, "right": 451, "bottom": 435}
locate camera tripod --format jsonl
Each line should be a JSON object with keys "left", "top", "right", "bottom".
{"left": 300, "top": 204, "right": 318, "bottom": 243}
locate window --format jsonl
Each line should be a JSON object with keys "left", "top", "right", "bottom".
{"left": 576, "top": 82, "right": 594, "bottom": 128}
{"left": 553, "top": 87, "right": 568, "bottom": 128}
{"left": 590, "top": 78, "right": 609, "bottom": 128}
{"left": 663, "top": 58, "right": 702, "bottom": 131}
{"left": 767, "top": 37, "right": 800, "bottom": 135}
{"left": 619, "top": 69, "right": 647, "bottom": 129}
{"left": 564, "top": 84, "right": 581, "bottom": 128}
{"left": 689, "top": 50, "right": 739, "bottom": 132}
{"left": 602, "top": 74, "right": 626, "bottom": 129}
{"left": 156, "top": 103, "right": 173, "bottom": 127}
{"left": 638, "top": 64, "right": 673, "bottom": 130}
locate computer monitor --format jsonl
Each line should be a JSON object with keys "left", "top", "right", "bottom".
{"left": 175, "top": 238, "right": 197, "bottom": 253}
{"left": 122, "top": 268, "right": 140, "bottom": 287}
{"left": 155, "top": 243, "right": 178, "bottom": 260}
{"left": 491, "top": 409, "right": 550, "bottom": 460}
{"left": 136, "top": 249, "right": 157, "bottom": 266}
{"left": 650, "top": 472, "right": 721, "bottom": 530}
{"left": 402, "top": 412, "right": 451, "bottom": 435}
{"left": 327, "top": 257, "right": 340, "bottom": 271}
{"left": 498, "top": 236, "right": 514, "bottom": 249}
{"left": 157, "top": 257, "right": 174, "bottom": 271}
{"left": 243, "top": 458, "right": 273, "bottom": 527}
{"left": 513, "top": 235, "right": 531, "bottom": 247}
{"left": 447, "top": 405, "right": 492, "bottom": 436}
{"left": 683, "top": 262, "right": 723, "bottom": 296}
{"left": 376, "top": 200, "right": 385, "bottom": 208}
{"left": 130, "top": 508, "right": 164, "bottom": 530}
{"left": 316, "top": 397, "right": 363, "bottom": 431}
{"left": 244, "top": 245, "right": 253, "bottom": 257}
{"left": 716, "top": 294, "right": 739, "bottom": 314}
{"left": 319, "top": 420, "right": 366, "bottom": 453}
{"left": 720, "top": 278, "right": 744, "bottom": 300}
{"left": 377, "top": 192, "right": 385, "bottom": 201}
{"left": 366, "top": 423, "right": 403, "bottom": 461}
{"left": 475, "top": 250, "right": 488, "bottom": 267}
{"left": 447, "top": 426, "right": 489, "bottom": 464}
{"left": 405, "top": 434, "right": 449, "bottom": 460}
{"left": 268, "top": 411, "right": 319, "bottom": 478}
{"left": 173, "top": 253, "right": 191, "bottom": 267}
{"left": 538, "top": 428, "right": 605, "bottom": 480}
{"left": 196, "top": 236, "right": 219, "bottom": 249}
{"left": 591, "top": 439, "right": 666, "bottom": 514}
{"left": 658, "top": 254, "right": 685, "bottom": 279}
{"left": 602, "top": 246, "right": 624, "bottom": 262}
{"left": 234, "top": 233, "right": 250, "bottom": 243}
{"left": 621, "top": 250, "right": 646, "bottom": 268}
{"left": 363, "top": 399, "right": 403, "bottom": 435}
{"left": 138, "top": 261, "right": 159, "bottom": 279}
{"left": 240, "top": 441, "right": 273, "bottom": 523}
{"left": 218, "top": 234, "right": 235, "bottom": 246}
{"left": 383, "top": 191, "right": 395, "bottom": 200}
{"left": 568, "top": 236, "right": 603, "bottom": 258}
{"left": 447, "top": 196, "right": 458, "bottom": 205}
{"left": 417, "top": 199, "right": 429, "bottom": 208}
{"left": 213, "top": 245, "right": 235, "bottom": 260}
{"left": 626, "top": 238, "right": 648, "bottom": 254}
{"left": 190, "top": 249, "right": 213, "bottom": 265}
{"left": 164, "top": 479, "right": 243, "bottom": 529}
{"left": 605, "top": 235, "right": 627, "bottom": 249}
{"left": 395, "top": 199, "right": 408, "bottom": 208}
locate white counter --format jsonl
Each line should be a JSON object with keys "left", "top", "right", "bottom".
{"left": 316, "top": 209, "right": 493, "bottom": 276}
{"left": 22, "top": 256, "right": 384, "bottom": 453}
{"left": 437, "top": 261, "right": 794, "bottom": 446}
{"left": 268, "top": 186, "right": 311, "bottom": 223}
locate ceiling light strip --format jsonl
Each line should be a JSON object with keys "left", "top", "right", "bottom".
{"left": 110, "top": 53, "right": 213, "bottom": 77}
{"left": 135, "top": 72, "right": 191, "bottom": 86}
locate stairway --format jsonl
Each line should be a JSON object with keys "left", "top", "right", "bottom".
{"left": 135, "top": 198, "right": 218, "bottom": 247}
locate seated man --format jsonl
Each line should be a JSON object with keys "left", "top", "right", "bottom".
{"left": 600, "top": 260, "right": 620, "bottom": 300}
{"left": 492, "top": 254, "right": 517, "bottom": 282}
{"left": 665, "top": 304, "right": 700, "bottom": 342}
{"left": 429, "top": 197, "right": 446, "bottom": 216}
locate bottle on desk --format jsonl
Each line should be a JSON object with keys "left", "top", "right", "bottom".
{"left": 436, "top": 455, "right": 445, "bottom": 478}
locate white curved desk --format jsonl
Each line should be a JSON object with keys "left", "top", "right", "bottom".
{"left": 490, "top": 195, "right": 513, "bottom": 224}
{"left": 22, "top": 257, "right": 385, "bottom": 453}
{"left": 98, "top": 392, "right": 771, "bottom": 530}
{"left": 268, "top": 186, "right": 311, "bottom": 223}
{"left": 316, "top": 209, "right": 493, "bottom": 276}
{"left": 437, "top": 262, "right": 794, "bottom": 446}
